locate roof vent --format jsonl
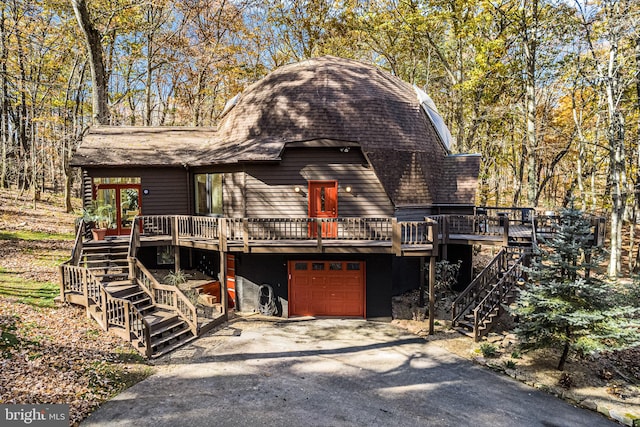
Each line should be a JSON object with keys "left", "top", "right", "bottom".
{"left": 413, "top": 85, "right": 453, "bottom": 152}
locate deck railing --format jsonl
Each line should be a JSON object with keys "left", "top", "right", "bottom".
{"left": 140, "top": 215, "right": 174, "bottom": 235}
{"left": 135, "top": 215, "right": 437, "bottom": 253}
{"left": 476, "top": 207, "right": 534, "bottom": 225}
{"left": 428, "top": 215, "right": 507, "bottom": 238}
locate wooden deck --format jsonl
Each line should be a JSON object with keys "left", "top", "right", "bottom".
{"left": 105, "top": 214, "right": 542, "bottom": 256}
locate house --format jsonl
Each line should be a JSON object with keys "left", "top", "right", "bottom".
{"left": 64, "top": 56, "right": 529, "bottom": 357}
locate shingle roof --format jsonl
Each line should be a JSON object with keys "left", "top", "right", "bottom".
{"left": 71, "top": 56, "right": 479, "bottom": 206}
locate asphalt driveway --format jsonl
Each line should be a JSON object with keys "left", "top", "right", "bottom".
{"left": 82, "top": 318, "right": 616, "bottom": 427}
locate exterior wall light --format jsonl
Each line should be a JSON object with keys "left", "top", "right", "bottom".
{"left": 345, "top": 186, "right": 352, "bottom": 193}
{"left": 294, "top": 186, "right": 301, "bottom": 193}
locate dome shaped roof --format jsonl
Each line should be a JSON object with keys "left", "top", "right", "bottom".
{"left": 217, "top": 56, "right": 452, "bottom": 206}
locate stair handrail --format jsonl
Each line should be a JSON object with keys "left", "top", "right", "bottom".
{"left": 152, "top": 283, "right": 198, "bottom": 336}
{"left": 129, "top": 258, "right": 157, "bottom": 305}
{"left": 104, "top": 291, "right": 152, "bottom": 357}
{"left": 128, "top": 216, "right": 141, "bottom": 259}
{"left": 71, "top": 219, "right": 86, "bottom": 266}
{"left": 129, "top": 257, "right": 198, "bottom": 336}
{"left": 451, "top": 248, "right": 506, "bottom": 325}
{"left": 472, "top": 251, "right": 528, "bottom": 341}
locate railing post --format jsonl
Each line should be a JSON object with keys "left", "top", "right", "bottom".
{"left": 243, "top": 219, "right": 249, "bottom": 253}
{"left": 172, "top": 216, "right": 179, "bottom": 245}
{"left": 220, "top": 219, "right": 228, "bottom": 252}
{"left": 430, "top": 222, "right": 439, "bottom": 257}
{"left": 128, "top": 258, "right": 135, "bottom": 281}
{"left": 503, "top": 217, "right": 509, "bottom": 246}
{"left": 82, "top": 268, "right": 89, "bottom": 309}
{"left": 103, "top": 288, "right": 109, "bottom": 331}
{"left": 392, "top": 218, "right": 401, "bottom": 256}
{"left": 428, "top": 256, "right": 436, "bottom": 335}
{"left": 316, "top": 219, "right": 323, "bottom": 251}
{"left": 124, "top": 300, "right": 131, "bottom": 340}
{"left": 58, "top": 265, "right": 65, "bottom": 302}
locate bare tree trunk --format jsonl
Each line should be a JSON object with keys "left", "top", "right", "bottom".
{"left": 523, "top": 0, "right": 539, "bottom": 207}
{"left": 632, "top": 36, "right": 640, "bottom": 271}
{"left": 557, "top": 329, "right": 570, "bottom": 371}
{"left": 605, "top": 0, "right": 628, "bottom": 278}
{"left": 72, "top": 0, "right": 110, "bottom": 125}
{"left": 0, "top": 7, "right": 7, "bottom": 189}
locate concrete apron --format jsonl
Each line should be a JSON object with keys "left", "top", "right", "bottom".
{"left": 82, "top": 318, "right": 617, "bottom": 427}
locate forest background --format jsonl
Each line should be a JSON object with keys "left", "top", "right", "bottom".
{"left": 1, "top": 0, "right": 639, "bottom": 276}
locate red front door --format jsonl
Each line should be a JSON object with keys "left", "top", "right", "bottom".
{"left": 308, "top": 180, "right": 338, "bottom": 238}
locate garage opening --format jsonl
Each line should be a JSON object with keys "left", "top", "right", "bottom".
{"left": 288, "top": 260, "right": 365, "bottom": 317}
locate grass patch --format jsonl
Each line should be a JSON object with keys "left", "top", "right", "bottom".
{"left": 0, "top": 316, "right": 21, "bottom": 357}
{"left": 0, "top": 272, "right": 59, "bottom": 307}
{"left": 85, "top": 357, "right": 154, "bottom": 398}
{"left": 0, "top": 230, "right": 74, "bottom": 241}
{"left": 30, "top": 250, "right": 69, "bottom": 268}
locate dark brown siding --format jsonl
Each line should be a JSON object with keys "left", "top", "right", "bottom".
{"left": 223, "top": 172, "right": 245, "bottom": 217}
{"left": 244, "top": 148, "right": 394, "bottom": 218}
{"left": 85, "top": 167, "right": 190, "bottom": 215}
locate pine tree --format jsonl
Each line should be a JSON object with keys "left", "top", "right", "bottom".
{"left": 514, "top": 206, "right": 639, "bottom": 371}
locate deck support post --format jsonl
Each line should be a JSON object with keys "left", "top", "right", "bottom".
{"left": 428, "top": 255, "right": 436, "bottom": 335}
{"left": 392, "top": 218, "right": 401, "bottom": 256}
{"left": 503, "top": 218, "right": 509, "bottom": 247}
{"left": 172, "top": 216, "right": 181, "bottom": 271}
{"left": 243, "top": 219, "right": 249, "bottom": 253}
{"left": 220, "top": 250, "right": 228, "bottom": 318}
{"left": 419, "top": 256, "right": 425, "bottom": 308}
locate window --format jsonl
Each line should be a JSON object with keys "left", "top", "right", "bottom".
{"left": 295, "top": 262, "right": 308, "bottom": 270}
{"left": 329, "top": 262, "right": 342, "bottom": 270}
{"left": 93, "top": 177, "right": 140, "bottom": 185}
{"left": 195, "top": 174, "right": 223, "bottom": 216}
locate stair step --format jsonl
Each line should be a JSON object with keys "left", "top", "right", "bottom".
{"left": 122, "top": 290, "right": 148, "bottom": 300}
{"left": 456, "top": 321, "right": 474, "bottom": 331}
{"left": 152, "top": 325, "right": 191, "bottom": 348}
{"left": 136, "top": 303, "right": 155, "bottom": 314}
{"left": 95, "top": 272, "right": 129, "bottom": 279}
{"left": 151, "top": 334, "right": 197, "bottom": 358}
{"left": 83, "top": 258, "right": 129, "bottom": 265}
{"left": 151, "top": 319, "right": 187, "bottom": 338}
{"left": 131, "top": 296, "right": 152, "bottom": 306}
{"left": 145, "top": 309, "right": 179, "bottom": 328}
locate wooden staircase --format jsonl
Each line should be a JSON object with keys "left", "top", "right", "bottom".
{"left": 60, "top": 224, "right": 202, "bottom": 358}
{"left": 80, "top": 240, "right": 130, "bottom": 283}
{"left": 452, "top": 247, "right": 528, "bottom": 341}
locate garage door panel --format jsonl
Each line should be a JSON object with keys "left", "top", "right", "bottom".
{"left": 289, "top": 261, "right": 365, "bottom": 317}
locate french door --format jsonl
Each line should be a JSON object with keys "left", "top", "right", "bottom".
{"left": 93, "top": 184, "right": 142, "bottom": 236}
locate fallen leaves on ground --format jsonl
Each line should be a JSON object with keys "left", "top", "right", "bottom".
{"left": 0, "top": 299, "right": 153, "bottom": 426}
{"left": 0, "top": 189, "right": 152, "bottom": 426}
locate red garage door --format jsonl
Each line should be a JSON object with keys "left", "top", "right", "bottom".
{"left": 288, "top": 261, "right": 365, "bottom": 317}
